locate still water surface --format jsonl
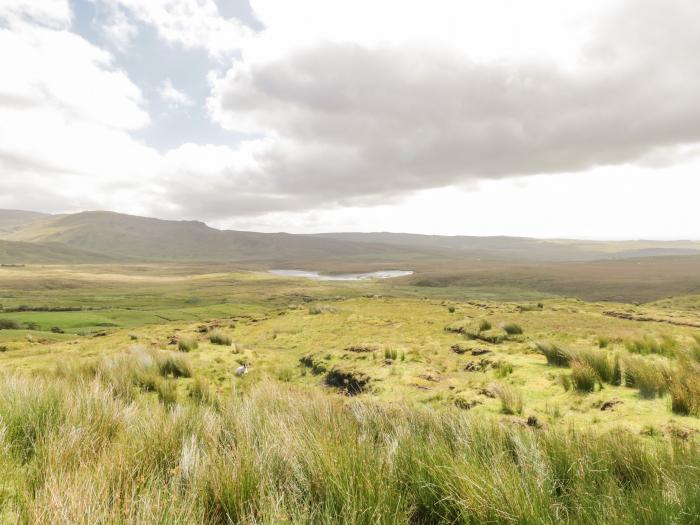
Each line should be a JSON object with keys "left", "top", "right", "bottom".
{"left": 268, "top": 269, "right": 413, "bottom": 281}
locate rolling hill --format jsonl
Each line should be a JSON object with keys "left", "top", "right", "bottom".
{"left": 0, "top": 239, "right": 115, "bottom": 264}
{"left": 1, "top": 209, "right": 699, "bottom": 265}
{"left": 0, "top": 211, "right": 438, "bottom": 264}
{"left": 0, "top": 209, "right": 49, "bottom": 235}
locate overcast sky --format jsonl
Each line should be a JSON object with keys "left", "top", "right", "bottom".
{"left": 0, "top": 0, "right": 698, "bottom": 239}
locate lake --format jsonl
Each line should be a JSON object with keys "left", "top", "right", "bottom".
{"left": 268, "top": 269, "right": 413, "bottom": 281}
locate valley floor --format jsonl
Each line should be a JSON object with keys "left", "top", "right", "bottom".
{"left": 2, "top": 264, "right": 700, "bottom": 523}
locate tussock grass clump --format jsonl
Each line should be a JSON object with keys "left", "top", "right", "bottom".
{"left": 623, "top": 355, "right": 670, "bottom": 399}
{"left": 570, "top": 361, "right": 598, "bottom": 392}
{"left": 575, "top": 347, "right": 615, "bottom": 384}
{"left": 209, "top": 331, "right": 232, "bottom": 346}
{"left": 494, "top": 360, "right": 514, "bottom": 378}
{"left": 502, "top": 323, "right": 523, "bottom": 335}
{"left": 596, "top": 335, "right": 610, "bottom": 348}
{"left": 492, "top": 382, "right": 523, "bottom": 414}
{"left": 478, "top": 319, "right": 492, "bottom": 332}
{"left": 189, "top": 376, "right": 216, "bottom": 406}
{"left": 0, "top": 318, "right": 20, "bottom": 330}
{"left": 158, "top": 352, "right": 193, "bottom": 378}
{"left": 537, "top": 341, "right": 571, "bottom": 367}
{"left": 308, "top": 304, "right": 335, "bottom": 315}
{"left": 626, "top": 335, "right": 677, "bottom": 357}
{"left": 155, "top": 379, "right": 177, "bottom": 407}
{"left": 384, "top": 348, "right": 398, "bottom": 360}
{"left": 178, "top": 337, "right": 199, "bottom": 352}
{"left": 3, "top": 375, "right": 700, "bottom": 522}
{"left": 670, "top": 364, "right": 700, "bottom": 415}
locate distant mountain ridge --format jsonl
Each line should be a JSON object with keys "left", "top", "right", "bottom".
{"left": 0, "top": 209, "right": 699, "bottom": 264}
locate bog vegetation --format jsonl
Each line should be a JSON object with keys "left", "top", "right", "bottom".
{"left": 1, "top": 264, "right": 700, "bottom": 523}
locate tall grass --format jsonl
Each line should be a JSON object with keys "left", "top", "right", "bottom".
{"left": 492, "top": 382, "right": 523, "bottom": 414}
{"left": 570, "top": 361, "right": 598, "bottom": 392}
{"left": 3, "top": 368, "right": 700, "bottom": 523}
{"left": 670, "top": 363, "right": 700, "bottom": 416}
{"left": 209, "top": 331, "right": 232, "bottom": 346}
{"left": 622, "top": 355, "right": 670, "bottom": 399}
{"left": 502, "top": 323, "right": 523, "bottom": 335}
{"left": 536, "top": 341, "right": 570, "bottom": 367}
{"left": 625, "top": 335, "right": 677, "bottom": 357}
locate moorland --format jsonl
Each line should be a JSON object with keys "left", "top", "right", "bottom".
{"left": 1, "top": 210, "right": 700, "bottom": 523}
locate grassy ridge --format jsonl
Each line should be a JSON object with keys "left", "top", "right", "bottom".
{"left": 2, "top": 365, "right": 700, "bottom": 524}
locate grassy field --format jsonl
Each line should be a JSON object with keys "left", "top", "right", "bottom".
{"left": 2, "top": 264, "right": 700, "bottom": 523}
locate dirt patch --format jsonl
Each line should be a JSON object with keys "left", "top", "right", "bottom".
{"left": 464, "top": 359, "right": 493, "bottom": 372}
{"left": 454, "top": 398, "right": 482, "bottom": 410}
{"left": 345, "top": 345, "right": 376, "bottom": 353}
{"left": 603, "top": 310, "right": 700, "bottom": 328}
{"left": 451, "top": 344, "right": 469, "bottom": 354}
{"left": 325, "top": 368, "right": 371, "bottom": 396}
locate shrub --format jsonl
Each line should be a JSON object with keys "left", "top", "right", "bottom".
{"left": 502, "top": 323, "right": 523, "bottom": 335}
{"left": 178, "top": 337, "right": 199, "bottom": 352}
{"left": 537, "top": 341, "right": 570, "bottom": 367}
{"left": 492, "top": 382, "right": 523, "bottom": 414}
{"left": 0, "top": 318, "right": 20, "bottom": 330}
{"left": 0, "top": 345, "right": 7, "bottom": 353}
{"left": 209, "top": 331, "right": 232, "bottom": 346}
{"left": 50, "top": 326, "right": 64, "bottom": 334}
{"left": 448, "top": 306, "right": 456, "bottom": 313}
{"left": 570, "top": 361, "right": 598, "bottom": 392}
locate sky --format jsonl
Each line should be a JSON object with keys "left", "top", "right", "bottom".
{"left": 0, "top": 0, "right": 698, "bottom": 239}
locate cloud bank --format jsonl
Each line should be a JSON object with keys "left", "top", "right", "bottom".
{"left": 1, "top": 0, "right": 699, "bottom": 231}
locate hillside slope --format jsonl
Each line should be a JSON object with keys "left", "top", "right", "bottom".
{"left": 314, "top": 232, "right": 700, "bottom": 261}
{"left": 0, "top": 239, "right": 114, "bottom": 264}
{"left": 0, "top": 210, "right": 49, "bottom": 235}
{"left": 3, "top": 211, "right": 439, "bottom": 263}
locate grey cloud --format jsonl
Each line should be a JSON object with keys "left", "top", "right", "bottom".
{"left": 199, "top": 0, "right": 700, "bottom": 217}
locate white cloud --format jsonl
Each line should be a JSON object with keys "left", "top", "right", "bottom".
{"left": 0, "top": 0, "right": 71, "bottom": 28}
{"left": 93, "top": 0, "right": 254, "bottom": 58}
{"left": 0, "top": 15, "right": 160, "bottom": 214}
{"left": 199, "top": 0, "right": 700, "bottom": 216}
{"left": 2, "top": 0, "right": 700, "bottom": 239}
{"left": 159, "top": 79, "right": 194, "bottom": 107}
